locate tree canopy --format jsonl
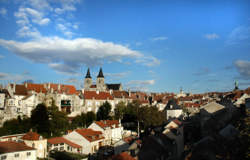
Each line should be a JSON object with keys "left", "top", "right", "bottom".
{"left": 97, "top": 101, "right": 112, "bottom": 120}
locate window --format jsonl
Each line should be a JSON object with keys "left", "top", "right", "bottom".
{"left": 14, "top": 153, "right": 19, "bottom": 158}
{"left": 60, "top": 143, "right": 64, "bottom": 146}
{"left": 60, "top": 147, "right": 64, "bottom": 151}
{"left": 27, "top": 152, "right": 31, "bottom": 156}
{"left": 54, "top": 144, "right": 58, "bottom": 146}
{"left": 1, "top": 155, "right": 7, "bottom": 160}
{"left": 67, "top": 146, "right": 70, "bottom": 151}
{"left": 32, "top": 143, "right": 35, "bottom": 148}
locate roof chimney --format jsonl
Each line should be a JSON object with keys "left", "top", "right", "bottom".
{"left": 96, "top": 90, "right": 99, "bottom": 94}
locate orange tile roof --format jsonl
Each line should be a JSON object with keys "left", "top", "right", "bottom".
{"left": 113, "top": 91, "right": 131, "bottom": 99}
{"left": 0, "top": 141, "right": 35, "bottom": 154}
{"left": 95, "top": 120, "right": 120, "bottom": 129}
{"left": 48, "top": 137, "right": 81, "bottom": 148}
{"left": 26, "top": 83, "right": 47, "bottom": 93}
{"left": 112, "top": 152, "right": 136, "bottom": 160}
{"left": 123, "top": 137, "right": 134, "bottom": 144}
{"left": 49, "top": 83, "right": 77, "bottom": 95}
{"left": 22, "top": 132, "right": 41, "bottom": 141}
{"left": 11, "top": 84, "right": 28, "bottom": 95}
{"left": 75, "top": 128, "right": 104, "bottom": 142}
{"left": 84, "top": 91, "right": 114, "bottom": 100}
{"left": 184, "top": 103, "right": 200, "bottom": 108}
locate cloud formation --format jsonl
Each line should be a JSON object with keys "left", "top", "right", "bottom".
{"left": 193, "top": 67, "right": 210, "bottom": 76}
{"left": 226, "top": 26, "right": 250, "bottom": 45}
{"left": 204, "top": 33, "right": 219, "bottom": 40}
{"left": 0, "top": 8, "right": 7, "bottom": 16}
{"left": 151, "top": 36, "right": 168, "bottom": 41}
{"left": 126, "top": 79, "right": 155, "bottom": 91}
{"left": 0, "top": 72, "right": 33, "bottom": 82}
{"left": 234, "top": 60, "right": 250, "bottom": 79}
{"left": 0, "top": 36, "right": 147, "bottom": 75}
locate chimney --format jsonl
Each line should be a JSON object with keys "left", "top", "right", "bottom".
{"left": 109, "top": 89, "right": 113, "bottom": 95}
{"left": 58, "top": 84, "right": 61, "bottom": 91}
{"left": 96, "top": 90, "right": 99, "bottom": 94}
{"left": 82, "top": 89, "right": 84, "bottom": 94}
{"left": 13, "top": 82, "right": 16, "bottom": 93}
{"left": 48, "top": 83, "right": 51, "bottom": 89}
{"left": 25, "top": 82, "right": 27, "bottom": 88}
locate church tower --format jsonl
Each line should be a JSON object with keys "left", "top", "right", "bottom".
{"left": 96, "top": 67, "right": 106, "bottom": 91}
{"left": 84, "top": 68, "right": 92, "bottom": 90}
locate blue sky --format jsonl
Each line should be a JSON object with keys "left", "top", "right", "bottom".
{"left": 0, "top": 0, "right": 249, "bottom": 93}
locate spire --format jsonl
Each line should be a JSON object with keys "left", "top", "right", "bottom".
{"left": 85, "top": 68, "right": 91, "bottom": 78}
{"left": 97, "top": 67, "right": 104, "bottom": 78}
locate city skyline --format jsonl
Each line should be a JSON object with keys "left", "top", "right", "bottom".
{"left": 0, "top": 0, "right": 250, "bottom": 93}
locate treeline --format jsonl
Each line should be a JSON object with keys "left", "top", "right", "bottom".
{"left": 0, "top": 100, "right": 166, "bottom": 138}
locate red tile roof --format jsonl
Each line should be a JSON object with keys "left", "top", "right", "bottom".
{"left": 184, "top": 103, "right": 200, "bottom": 108}
{"left": 172, "top": 119, "right": 182, "bottom": 126}
{"left": 0, "top": 141, "right": 35, "bottom": 154}
{"left": 75, "top": 128, "right": 104, "bottom": 142}
{"left": 113, "top": 91, "right": 131, "bottom": 99}
{"left": 11, "top": 84, "right": 28, "bottom": 96}
{"left": 123, "top": 137, "right": 134, "bottom": 144}
{"left": 48, "top": 137, "right": 81, "bottom": 148}
{"left": 84, "top": 91, "right": 114, "bottom": 100}
{"left": 26, "top": 83, "right": 47, "bottom": 93}
{"left": 49, "top": 83, "right": 77, "bottom": 95}
{"left": 95, "top": 120, "right": 120, "bottom": 129}
{"left": 112, "top": 152, "right": 136, "bottom": 160}
{"left": 22, "top": 132, "right": 41, "bottom": 141}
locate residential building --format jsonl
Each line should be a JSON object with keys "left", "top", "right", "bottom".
{"left": 64, "top": 128, "right": 104, "bottom": 154}
{"left": 163, "top": 119, "right": 184, "bottom": 160}
{"left": 164, "top": 99, "right": 183, "bottom": 120}
{"left": 47, "top": 137, "right": 82, "bottom": 154}
{"left": 22, "top": 131, "right": 47, "bottom": 159}
{"left": 0, "top": 141, "right": 36, "bottom": 160}
{"left": 83, "top": 91, "right": 114, "bottom": 113}
{"left": 88, "top": 120, "right": 123, "bottom": 145}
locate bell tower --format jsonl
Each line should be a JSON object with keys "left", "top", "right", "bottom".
{"left": 84, "top": 68, "right": 92, "bottom": 90}
{"left": 96, "top": 67, "right": 106, "bottom": 91}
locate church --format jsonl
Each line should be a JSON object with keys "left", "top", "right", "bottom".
{"left": 84, "top": 68, "right": 123, "bottom": 91}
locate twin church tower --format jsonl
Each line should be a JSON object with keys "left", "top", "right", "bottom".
{"left": 84, "top": 68, "right": 122, "bottom": 91}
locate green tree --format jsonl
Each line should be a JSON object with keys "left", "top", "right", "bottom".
{"left": 71, "top": 113, "right": 86, "bottom": 129}
{"left": 86, "top": 111, "right": 96, "bottom": 127}
{"left": 97, "top": 101, "right": 112, "bottom": 120}
{"left": 31, "top": 103, "right": 50, "bottom": 137}
{"left": 114, "top": 101, "right": 126, "bottom": 120}
{"left": 48, "top": 105, "right": 69, "bottom": 137}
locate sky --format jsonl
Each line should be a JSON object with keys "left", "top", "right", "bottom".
{"left": 0, "top": 0, "right": 249, "bottom": 93}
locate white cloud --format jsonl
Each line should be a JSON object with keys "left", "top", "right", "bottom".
{"left": 126, "top": 79, "right": 155, "bottom": 92}
{"left": 135, "top": 56, "right": 160, "bottom": 67}
{"left": 28, "top": 0, "right": 52, "bottom": 11}
{"left": 54, "top": 0, "right": 80, "bottom": 14}
{"left": 105, "top": 71, "right": 130, "bottom": 79}
{"left": 127, "top": 80, "right": 155, "bottom": 85}
{"left": 0, "top": 8, "right": 7, "bottom": 16}
{"left": 135, "top": 42, "right": 142, "bottom": 46}
{"left": 226, "top": 26, "right": 250, "bottom": 45}
{"left": 151, "top": 36, "right": 168, "bottom": 41}
{"left": 234, "top": 60, "right": 250, "bottom": 79}
{"left": 16, "top": 26, "right": 41, "bottom": 38}
{"left": 0, "top": 72, "right": 33, "bottom": 82}
{"left": 0, "top": 55, "right": 4, "bottom": 59}
{"left": 0, "top": 36, "right": 149, "bottom": 75}
{"left": 204, "top": 33, "right": 219, "bottom": 40}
